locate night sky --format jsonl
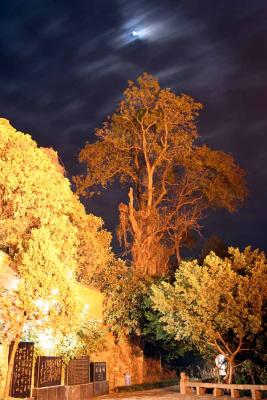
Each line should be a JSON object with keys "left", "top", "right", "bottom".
{"left": 1, "top": 0, "right": 267, "bottom": 254}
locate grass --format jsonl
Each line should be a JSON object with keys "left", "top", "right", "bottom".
{"left": 115, "top": 378, "right": 178, "bottom": 393}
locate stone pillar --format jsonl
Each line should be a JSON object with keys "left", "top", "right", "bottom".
{"left": 196, "top": 386, "right": 206, "bottom": 395}
{"left": 251, "top": 389, "right": 262, "bottom": 400}
{"left": 213, "top": 387, "right": 224, "bottom": 396}
{"left": 230, "top": 388, "right": 240, "bottom": 398}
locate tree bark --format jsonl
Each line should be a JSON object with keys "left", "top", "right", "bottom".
{"left": 227, "top": 356, "right": 235, "bottom": 384}
{"left": 4, "top": 334, "right": 21, "bottom": 400}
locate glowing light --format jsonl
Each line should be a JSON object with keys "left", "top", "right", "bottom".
{"left": 6, "top": 275, "right": 19, "bottom": 291}
{"left": 82, "top": 303, "right": 90, "bottom": 316}
{"left": 35, "top": 298, "right": 50, "bottom": 314}
{"left": 38, "top": 330, "right": 55, "bottom": 352}
{"left": 51, "top": 287, "right": 59, "bottom": 296}
{"left": 131, "top": 30, "right": 139, "bottom": 37}
{"left": 66, "top": 269, "right": 74, "bottom": 279}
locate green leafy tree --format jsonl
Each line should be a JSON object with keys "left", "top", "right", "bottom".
{"left": 151, "top": 247, "right": 267, "bottom": 383}
{"left": 93, "top": 259, "right": 186, "bottom": 363}
{"left": 75, "top": 73, "right": 247, "bottom": 277}
{"left": 102, "top": 266, "right": 151, "bottom": 338}
{"left": 141, "top": 295, "right": 189, "bottom": 366}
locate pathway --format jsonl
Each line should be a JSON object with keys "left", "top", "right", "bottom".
{"left": 97, "top": 386, "right": 179, "bottom": 399}
{"left": 96, "top": 386, "right": 253, "bottom": 400}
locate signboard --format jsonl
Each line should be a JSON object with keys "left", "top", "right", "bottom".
{"left": 90, "top": 362, "right": 106, "bottom": 382}
{"left": 65, "top": 356, "right": 90, "bottom": 386}
{"left": 9, "top": 341, "right": 34, "bottom": 398}
{"left": 34, "top": 356, "right": 62, "bottom": 388}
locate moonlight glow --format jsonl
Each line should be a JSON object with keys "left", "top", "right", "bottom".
{"left": 131, "top": 30, "right": 139, "bottom": 37}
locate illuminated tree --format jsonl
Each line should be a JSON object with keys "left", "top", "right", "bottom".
{"left": 0, "top": 228, "right": 79, "bottom": 400}
{"left": 23, "top": 311, "right": 106, "bottom": 364}
{"left": 0, "top": 119, "right": 111, "bottom": 399}
{"left": 74, "top": 208, "right": 113, "bottom": 285}
{"left": 75, "top": 73, "right": 247, "bottom": 276}
{"left": 151, "top": 247, "right": 267, "bottom": 383}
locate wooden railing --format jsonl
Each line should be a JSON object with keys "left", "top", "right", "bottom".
{"left": 180, "top": 373, "right": 267, "bottom": 400}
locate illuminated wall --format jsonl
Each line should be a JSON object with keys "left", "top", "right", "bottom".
{"left": 74, "top": 283, "right": 103, "bottom": 320}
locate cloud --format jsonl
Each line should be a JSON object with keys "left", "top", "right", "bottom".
{"left": 76, "top": 55, "right": 134, "bottom": 80}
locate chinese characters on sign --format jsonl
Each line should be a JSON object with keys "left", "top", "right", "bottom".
{"left": 34, "top": 356, "right": 62, "bottom": 388}
{"left": 9, "top": 342, "right": 34, "bottom": 398}
{"left": 65, "top": 356, "right": 90, "bottom": 385}
{"left": 90, "top": 362, "right": 106, "bottom": 382}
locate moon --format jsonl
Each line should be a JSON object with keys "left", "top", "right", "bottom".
{"left": 131, "top": 30, "right": 139, "bottom": 37}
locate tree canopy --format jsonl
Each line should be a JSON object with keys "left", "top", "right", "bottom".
{"left": 151, "top": 247, "right": 267, "bottom": 383}
{"left": 75, "top": 73, "right": 247, "bottom": 276}
{"left": 0, "top": 118, "right": 112, "bottom": 281}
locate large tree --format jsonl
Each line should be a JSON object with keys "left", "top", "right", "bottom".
{"left": 0, "top": 119, "right": 111, "bottom": 399}
{"left": 151, "top": 247, "right": 267, "bottom": 383}
{"left": 75, "top": 73, "right": 247, "bottom": 276}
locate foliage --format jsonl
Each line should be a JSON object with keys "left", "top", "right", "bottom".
{"left": 142, "top": 295, "right": 189, "bottom": 364}
{"left": 73, "top": 203, "right": 113, "bottom": 285}
{"left": 102, "top": 267, "right": 151, "bottom": 338}
{"left": 94, "top": 258, "right": 186, "bottom": 363}
{"left": 235, "top": 360, "right": 267, "bottom": 385}
{"left": 233, "top": 306, "right": 267, "bottom": 385}
{"left": 75, "top": 73, "right": 247, "bottom": 276}
{"left": 0, "top": 118, "right": 112, "bottom": 286}
{"left": 23, "top": 314, "right": 106, "bottom": 364}
{"left": 81, "top": 254, "right": 149, "bottom": 338}
{"left": 0, "top": 119, "right": 111, "bottom": 398}
{"left": 151, "top": 247, "right": 267, "bottom": 383}
{"left": 80, "top": 252, "right": 127, "bottom": 291}
{"left": 75, "top": 318, "right": 106, "bottom": 357}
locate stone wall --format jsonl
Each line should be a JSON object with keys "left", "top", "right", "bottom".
{"left": 91, "top": 336, "right": 177, "bottom": 390}
{"left": 91, "top": 334, "right": 144, "bottom": 390}
{"left": 143, "top": 357, "right": 176, "bottom": 383}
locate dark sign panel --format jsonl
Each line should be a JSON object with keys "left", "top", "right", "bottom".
{"left": 9, "top": 341, "right": 34, "bottom": 398}
{"left": 90, "top": 362, "right": 106, "bottom": 382}
{"left": 65, "top": 356, "right": 90, "bottom": 386}
{"left": 34, "top": 356, "right": 62, "bottom": 388}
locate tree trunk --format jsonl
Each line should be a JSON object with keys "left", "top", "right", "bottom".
{"left": 3, "top": 313, "right": 26, "bottom": 400}
{"left": 175, "top": 244, "right": 181, "bottom": 265}
{"left": 132, "top": 233, "right": 171, "bottom": 276}
{"left": 147, "top": 171, "right": 153, "bottom": 215}
{"left": 4, "top": 334, "right": 21, "bottom": 400}
{"left": 227, "top": 357, "right": 235, "bottom": 384}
